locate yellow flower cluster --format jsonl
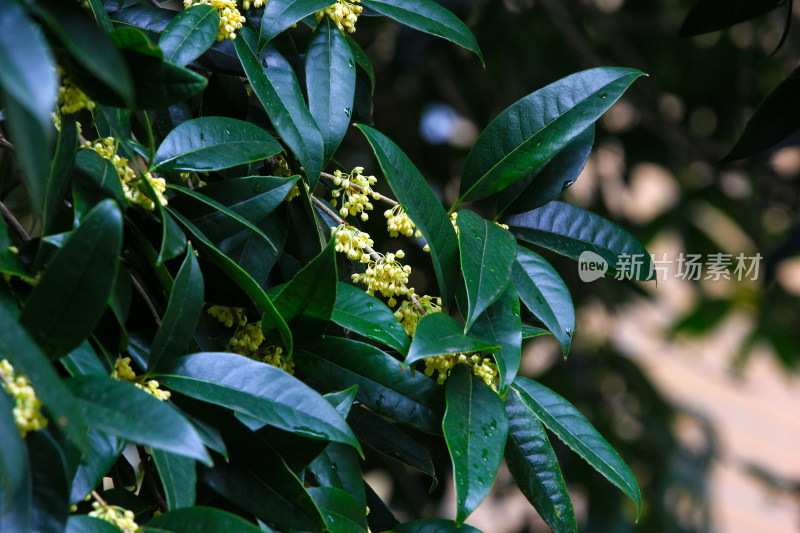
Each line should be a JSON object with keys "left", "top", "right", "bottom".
{"left": 385, "top": 204, "right": 422, "bottom": 238}
{"left": 81, "top": 138, "right": 168, "bottom": 210}
{"left": 207, "top": 305, "right": 246, "bottom": 327}
{"left": 0, "top": 359, "right": 47, "bottom": 438}
{"left": 393, "top": 295, "right": 442, "bottom": 337}
{"left": 330, "top": 167, "right": 379, "bottom": 221}
{"left": 58, "top": 73, "right": 95, "bottom": 115}
{"left": 331, "top": 224, "right": 374, "bottom": 260}
{"left": 183, "top": 0, "right": 245, "bottom": 41}
{"left": 256, "top": 345, "right": 295, "bottom": 375}
{"left": 423, "top": 353, "right": 499, "bottom": 391}
{"left": 111, "top": 358, "right": 171, "bottom": 401}
{"left": 207, "top": 307, "right": 294, "bottom": 374}
{"left": 450, "top": 212, "right": 460, "bottom": 235}
{"left": 180, "top": 172, "right": 207, "bottom": 188}
{"left": 351, "top": 250, "right": 411, "bottom": 306}
{"left": 316, "top": 0, "right": 362, "bottom": 33}
{"left": 242, "top": 0, "right": 264, "bottom": 9}
{"left": 89, "top": 502, "right": 138, "bottom": 533}
{"left": 285, "top": 181, "right": 310, "bottom": 202}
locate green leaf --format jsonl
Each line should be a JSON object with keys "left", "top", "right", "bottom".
{"left": 512, "top": 247, "right": 575, "bottom": 356}
{"left": 347, "top": 406, "right": 436, "bottom": 485}
{"left": 66, "top": 515, "right": 124, "bottom": 533}
{"left": 67, "top": 376, "right": 211, "bottom": 464}
{"left": 307, "top": 487, "right": 368, "bottom": 533}
{"left": 506, "top": 202, "right": 653, "bottom": 280}
{"left": 405, "top": 313, "right": 499, "bottom": 367}
{"left": 152, "top": 450, "right": 197, "bottom": 510}
{"left": 310, "top": 444, "right": 366, "bottom": 510}
{"left": 511, "top": 377, "right": 642, "bottom": 517}
{"left": 166, "top": 207, "right": 293, "bottom": 354}
{"left": 143, "top": 507, "right": 264, "bottom": 532}
{"left": 110, "top": 26, "right": 163, "bottom": 58}
{"left": 360, "top": 0, "right": 483, "bottom": 64}
{"left": 0, "top": 1, "right": 57, "bottom": 137}
{"left": 296, "top": 336, "right": 444, "bottom": 434}
{"left": 72, "top": 149, "right": 127, "bottom": 221}
{"left": 157, "top": 352, "right": 361, "bottom": 453}
{"left": 306, "top": 17, "right": 356, "bottom": 162}
{"left": 332, "top": 283, "right": 411, "bottom": 354}
{"left": 153, "top": 117, "right": 283, "bottom": 172}
{"left": 259, "top": 0, "right": 332, "bottom": 43}
{"left": 443, "top": 365, "right": 508, "bottom": 524}
{"left": 20, "top": 199, "right": 123, "bottom": 359}
{"left": 391, "top": 519, "right": 484, "bottom": 533}
{"left": 457, "top": 210, "right": 517, "bottom": 331}
{"left": 28, "top": 431, "right": 70, "bottom": 533}
{"left": 679, "top": 0, "right": 781, "bottom": 36}
{"left": 505, "top": 387, "right": 576, "bottom": 533}
{"left": 124, "top": 52, "right": 207, "bottom": 109}
{"left": 169, "top": 184, "right": 278, "bottom": 252}
{"left": 724, "top": 65, "right": 800, "bottom": 161}
{"left": 159, "top": 5, "right": 220, "bottom": 67}
{"left": 69, "top": 431, "right": 123, "bottom": 504}
{"left": 270, "top": 237, "right": 337, "bottom": 342}
{"left": 0, "top": 389, "right": 31, "bottom": 532}
{"left": 61, "top": 341, "right": 107, "bottom": 378}
{"left": 458, "top": 68, "right": 644, "bottom": 205}
{"left": 470, "top": 284, "right": 521, "bottom": 393}
{"left": 497, "top": 125, "right": 594, "bottom": 218}
{"left": 235, "top": 28, "right": 324, "bottom": 187}
{"left": 43, "top": 114, "right": 79, "bottom": 236}
{"left": 149, "top": 245, "right": 204, "bottom": 371}
{"left": 522, "top": 324, "right": 550, "bottom": 339}
{"left": 357, "top": 125, "right": 459, "bottom": 306}
{"left": 346, "top": 35, "right": 375, "bottom": 94}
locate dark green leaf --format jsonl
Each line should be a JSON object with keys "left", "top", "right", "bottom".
{"left": 357, "top": 125, "right": 459, "bottom": 305}
{"left": 150, "top": 245, "right": 204, "bottom": 371}
{"left": 724, "top": 65, "right": 800, "bottom": 161}
{"left": 470, "top": 284, "right": 521, "bottom": 393}
{"left": 306, "top": 17, "right": 356, "bottom": 162}
{"left": 166, "top": 207, "right": 293, "bottom": 353}
{"left": 124, "top": 52, "right": 207, "bottom": 109}
{"left": 325, "top": 386, "right": 359, "bottom": 417}
{"left": 308, "top": 487, "right": 368, "bottom": 532}
{"left": 332, "top": 282, "right": 411, "bottom": 354}
{"left": 506, "top": 201, "right": 654, "bottom": 280}
{"left": 153, "top": 117, "right": 283, "bottom": 172}
{"left": 110, "top": 27, "right": 163, "bottom": 58}
{"left": 60, "top": 341, "right": 107, "bottom": 378}
{"left": 20, "top": 199, "right": 122, "bottom": 359}
{"left": 458, "top": 68, "right": 644, "bottom": 204}
{"left": 157, "top": 352, "right": 361, "bottom": 453}
{"left": 360, "top": 0, "right": 483, "bottom": 63}
{"left": 391, "top": 519, "right": 484, "bottom": 533}
{"left": 0, "top": 389, "right": 31, "bottom": 532}
{"left": 43, "top": 113, "right": 79, "bottom": 236}
{"left": 259, "top": 0, "right": 332, "bottom": 43}
{"left": 310, "top": 444, "right": 366, "bottom": 510}
{"left": 235, "top": 28, "right": 324, "bottom": 187}
{"left": 218, "top": 212, "right": 287, "bottom": 286}
{"left": 72, "top": 150, "right": 126, "bottom": 221}
{"left": 347, "top": 406, "right": 436, "bottom": 484}
{"left": 67, "top": 375, "right": 211, "bottom": 464}
{"left": 443, "top": 365, "right": 507, "bottom": 524}
{"left": 159, "top": 5, "right": 220, "bottom": 66}
{"left": 457, "top": 210, "right": 517, "bottom": 331}
{"left": 497, "top": 125, "right": 594, "bottom": 218}
{"left": 66, "top": 515, "right": 124, "bottom": 533}
{"left": 152, "top": 450, "right": 196, "bottom": 510}
{"left": 28, "top": 431, "right": 70, "bottom": 533}
{"left": 69, "top": 431, "right": 123, "bottom": 504}
{"left": 505, "top": 387, "right": 576, "bottom": 533}
{"left": 296, "top": 336, "right": 444, "bottom": 433}
{"left": 270, "top": 237, "right": 337, "bottom": 342}
{"left": 679, "top": 0, "right": 781, "bottom": 36}
{"left": 405, "top": 313, "right": 499, "bottom": 367}
{"left": 365, "top": 482, "right": 399, "bottom": 531}
{"left": 143, "top": 506, "right": 264, "bottom": 532}
{"left": 346, "top": 35, "right": 375, "bottom": 94}
{"left": 512, "top": 247, "right": 575, "bottom": 356}
{"left": 511, "top": 377, "right": 642, "bottom": 517}
{"left": 522, "top": 324, "right": 550, "bottom": 339}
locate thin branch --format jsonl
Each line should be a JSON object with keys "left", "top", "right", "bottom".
{"left": 91, "top": 490, "right": 108, "bottom": 506}
{"left": 130, "top": 275, "right": 162, "bottom": 326}
{"left": 137, "top": 445, "right": 168, "bottom": 513}
{"left": 310, "top": 194, "right": 426, "bottom": 315}
{"left": 320, "top": 171, "right": 399, "bottom": 206}
{"left": 0, "top": 200, "right": 30, "bottom": 242}
{"left": 0, "top": 133, "right": 14, "bottom": 153}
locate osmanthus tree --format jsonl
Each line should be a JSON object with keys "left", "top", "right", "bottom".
{"left": 0, "top": 0, "right": 652, "bottom": 532}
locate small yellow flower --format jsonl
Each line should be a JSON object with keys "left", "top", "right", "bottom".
{"left": 255, "top": 345, "right": 295, "bottom": 375}
{"left": 422, "top": 352, "right": 499, "bottom": 391}
{"left": 316, "top": 0, "right": 362, "bottom": 33}
{"left": 208, "top": 305, "right": 246, "bottom": 327}
{"left": 89, "top": 501, "right": 138, "bottom": 533}
{"left": 331, "top": 224, "right": 374, "bottom": 261}
{"left": 393, "top": 295, "right": 441, "bottom": 337}
{"left": 111, "top": 357, "right": 171, "bottom": 401}
{"left": 351, "top": 250, "right": 411, "bottom": 306}
{"left": 0, "top": 359, "right": 48, "bottom": 437}
{"left": 184, "top": 0, "right": 245, "bottom": 41}
{"left": 330, "top": 167, "right": 378, "bottom": 221}
{"left": 385, "top": 205, "right": 422, "bottom": 238}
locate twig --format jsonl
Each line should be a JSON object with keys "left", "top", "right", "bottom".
{"left": 91, "top": 490, "right": 108, "bottom": 506}
{"left": 137, "top": 445, "right": 168, "bottom": 513}
{"left": 0, "top": 133, "right": 14, "bottom": 153}
{"left": 130, "top": 275, "right": 162, "bottom": 326}
{"left": 310, "top": 194, "right": 426, "bottom": 315}
{"left": 0, "top": 200, "right": 30, "bottom": 242}
{"left": 320, "top": 171, "right": 399, "bottom": 206}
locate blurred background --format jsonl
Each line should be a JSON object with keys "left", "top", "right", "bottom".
{"left": 326, "top": 0, "right": 800, "bottom": 531}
